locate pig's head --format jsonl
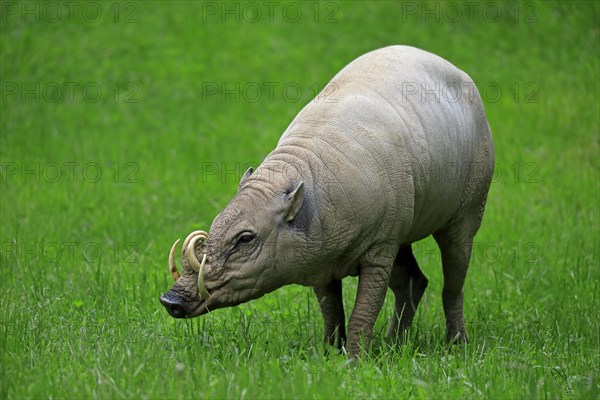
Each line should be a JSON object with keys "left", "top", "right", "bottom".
{"left": 160, "top": 166, "right": 309, "bottom": 318}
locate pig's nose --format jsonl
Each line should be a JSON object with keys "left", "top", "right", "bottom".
{"left": 160, "top": 294, "right": 187, "bottom": 318}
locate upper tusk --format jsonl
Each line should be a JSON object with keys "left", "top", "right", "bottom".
{"left": 170, "top": 230, "right": 211, "bottom": 300}
{"left": 185, "top": 232, "right": 211, "bottom": 300}
{"left": 168, "top": 239, "right": 181, "bottom": 281}
{"left": 186, "top": 234, "right": 206, "bottom": 272}
{"left": 182, "top": 230, "right": 209, "bottom": 256}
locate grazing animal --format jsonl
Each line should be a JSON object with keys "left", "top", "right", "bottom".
{"left": 160, "top": 45, "right": 494, "bottom": 357}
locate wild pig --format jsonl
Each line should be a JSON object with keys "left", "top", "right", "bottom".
{"left": 160, "top": 45, "right": 495, "bottom": 356}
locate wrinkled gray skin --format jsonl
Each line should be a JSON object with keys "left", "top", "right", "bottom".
{"left": 161, "top": 45, "right": 494, "bottom": 357}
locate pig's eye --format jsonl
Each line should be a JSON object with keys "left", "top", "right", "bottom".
{"left": 235, "top": 232, "right": 256, "bottom": 247}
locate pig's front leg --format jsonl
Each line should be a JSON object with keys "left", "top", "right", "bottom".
{"left": 346, "top": 252, "right": 394, "bottom": 357}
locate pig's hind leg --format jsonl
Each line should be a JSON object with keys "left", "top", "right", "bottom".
{"left": 433, "top": 212, "right": 483, "bottom": 344}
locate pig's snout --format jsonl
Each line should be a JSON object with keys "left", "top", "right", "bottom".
{"left": 160, "top": 293, "right": 187, "bottom": 318}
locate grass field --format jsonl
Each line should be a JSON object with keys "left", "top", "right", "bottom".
{"left": 1, "top": 1, "right": 599, "bottom": 398}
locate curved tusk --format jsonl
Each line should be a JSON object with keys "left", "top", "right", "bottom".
{"left": 197, "top": 253, "right": 210, "bottom": 301}
{"left": 185, "top": 233, "right": 211, "bottom": 301}
{"left": 182, "top": 230, "right": 209, "bottom": 256}
{"left": 186, "top": 234, "right": 206, "bottom": 272}
{"left": 168, "top": 239, "right": 181, "bottom": 281}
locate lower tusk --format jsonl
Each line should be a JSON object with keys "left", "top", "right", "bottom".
{"left": 168, "top": 239, "right": 181, "bottom": 281}
{"left": 197, "top": 253, "right": 210, "bottom": 301}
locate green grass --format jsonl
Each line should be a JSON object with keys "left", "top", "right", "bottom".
{"left": 1, "top": 1, "right": 598, "bottom": 398}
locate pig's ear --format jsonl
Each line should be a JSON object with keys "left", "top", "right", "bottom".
{"left": 238, "top": 167, "right": 254, "bottom": 191}
{"left": 284, "top": 181, "right": 304, "bottom": 222}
